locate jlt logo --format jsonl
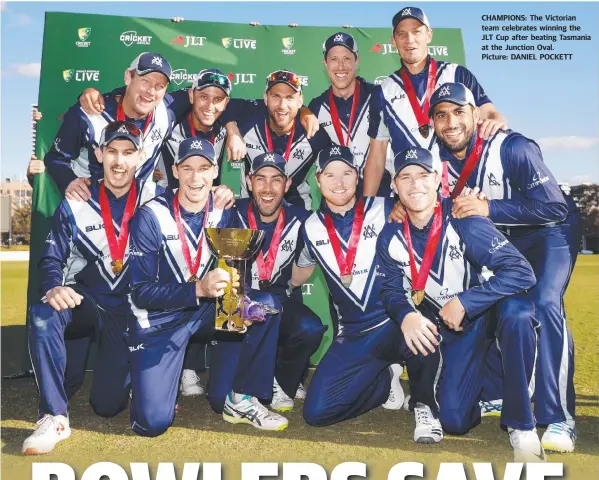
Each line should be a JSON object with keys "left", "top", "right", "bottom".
{"left": 170, "top": 35, "right": 207, "bottom": 48}
{"left": 227, "top": 73, "right": 257, "bottom": 85}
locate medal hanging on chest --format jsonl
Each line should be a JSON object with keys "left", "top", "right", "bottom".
{"left": 403, "top": 201, "right": 443, "bottom": 306}
{"left": 98, "top": 180, "right": 138, "bottom": 276}
{"left": 399, "top": 59, "right": 437, "bottom": 139}
{"left": 441, "top": 135, "right": 485, "bottom": 198}
{"left": 328, "top": 80, "right": 360, "bottom": 147}
{"left": 264, "top": 120, "right": 295, "bottom": 162}
{"left": 323, "top": 198, "right": 365, "bottom": 288}
{"left": 173, "top": 195, "right": 210, "bottom": 282}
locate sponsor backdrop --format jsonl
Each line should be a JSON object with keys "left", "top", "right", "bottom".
{"left": 28, "top": 12, "right": 465, "bottom": 367}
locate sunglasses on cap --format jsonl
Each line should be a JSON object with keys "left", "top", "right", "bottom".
{"left": 266, "top": 70, "right": 302, "bottom": 90}
{"left": 194, "top": 71, "right": 232, "bottom": 93}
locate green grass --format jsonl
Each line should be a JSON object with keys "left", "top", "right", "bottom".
{"left": 2, "top": 258, "right": 598, "bottom": 479}
{"left": 0, "top": 245, "right": 30, "bottom": 252}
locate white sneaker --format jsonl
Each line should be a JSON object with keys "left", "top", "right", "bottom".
{"left": 413, "top": 403, "right": 443, "bottom": 444}
{"left": 509, "top": 427, "right": 546, "bottom": 462}
{"left": 541, "top": 420, "right": 576, "bottom": 453}
{"left": 22, "top": 414, "right": 71, "bottom": 455}
{"left": 180, "top": 369, "right": 205, "bottom": 396}
{"left": 223, "top": 393, "right": 289, "bottom": 431}
{"left": 382, "top": 364, "right": 405, "bottom": 410}
{"left": 271, "top": 378, "right": 294, "bottom": 412}
{"left": 480, "top": 399, "right": 503, "bottom": 417}
{"left": 295, "top": 382, "right": 307, "bottom": 400}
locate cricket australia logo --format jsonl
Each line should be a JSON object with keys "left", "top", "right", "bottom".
{"left": 488, "top": 173, "right": 501, "bottom": 186}
{"left": 151, "top": 129, "right": 163, "bottom": 142}
{"left": 151, "top": 56, "right": 163, "bottom": 67}
{"left": 438, "top": 85, "right": 451, "bottom": 97}
{"left": 363, "top": 224, "right": 377, "bottom": 240}
{"left": 334, "top": 34, "right": 345, "bottom": 43}
{"left": 405, "top": 149, "right": 418, "bottom": 160}
{"left": 281, "top": 239, "right": 294, "bottom": 252}
{"left": 190, "top": 140, "right": 203, "bottom": 150}
{"left": 401, "top": 8, "right": 412, "bottom": 16}
{"left": 449, "top": 245, "right": 462, "bottom": 260}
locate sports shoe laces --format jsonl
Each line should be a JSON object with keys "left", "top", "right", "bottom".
{"left": 549, "top": 421, "right": 575, "bottom": 438}
{"left": 32, "top": 415, "right": 61, "bottom": 437}
{"left": 248, "top": 397, "right": 280, "bottom": 419}
{"left": 415, "top": 406, "right": 434, "bottom": 425}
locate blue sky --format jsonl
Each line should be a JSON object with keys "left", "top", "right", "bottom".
{"left": 2, "top": 1, "right": 598, "bottom": 185}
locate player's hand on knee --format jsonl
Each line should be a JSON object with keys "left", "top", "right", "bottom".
{"left": 388, "top": 200, "right": 407, "bottom": 223}
{"left": 65, "top": 178, "right": 92, "bottom": 201}
{"left": 196, "top": 268, "right": 230, "bottom": 298}
{"left": 46, "top": 286, "right": 83, "bottom": 312}
{"left": 79, "top": 87, "right": 105, "bottom": 114}
{"left": 401, "top": 312, "right": 439, "bottom": 356}
{"left": 439, "top": 297, "right": 466, "bottom": 332}
{"left": 211, "top": 185, "right": 236, "bottom": 209}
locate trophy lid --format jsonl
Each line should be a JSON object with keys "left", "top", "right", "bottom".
{"left": 205, "top": 228, "right": 264, "bottom": 259}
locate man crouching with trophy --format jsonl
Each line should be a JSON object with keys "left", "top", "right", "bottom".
{"left": 127, "top": 137, "right": 288, "bottom": 437}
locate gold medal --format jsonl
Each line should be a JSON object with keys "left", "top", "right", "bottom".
{"left": 411, "top": 289, "right": 424, "bottom": 306}
{"left": 341, "top": 274, "right": 353, "bottom": 287}
{"left": 111, "top": 259, "right": 123, "bottom": 275}
{"left": 188, "top": 275, "right": 198, "bottom": 283}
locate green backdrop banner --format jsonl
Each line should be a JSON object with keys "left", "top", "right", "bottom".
{"left": 27, "top": 11, "right": 465, "bottom": 367}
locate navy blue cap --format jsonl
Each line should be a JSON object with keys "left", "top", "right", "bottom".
{"left": 392, "top": 7, "right": 431, "bottom": 32}
{"left": 323, "top": 32, "right": 359, "bottom": 58}
{"left": 316, "top": 145, "right": 357, "bottom": 173}
{"left": 394, "top": 147, "right": 439, "bottom": 177}
{"left": 128, "top": 52, "right": 172, "bottom": 82}
{"left": 249, "top": 152, "right": 288, "bottom": 176}
{"left": 176, "top": 137, "right": 216, "bottom": 165}
{"left": 99, "top": 121, "right": 143, "bottom": 150}
{"left": 192, "top": 68, "right": 232, "bottom": 96}
{"left": 428, "top": 82, "right": 476, "bottom": 117}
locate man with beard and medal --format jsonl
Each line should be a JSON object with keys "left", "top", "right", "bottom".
{"left": 127, "top": 137, "right": 288, "bottom": 437}
{"left": 362, "top": 6, "right": 507, "bottom": 196}
{"left": 307, "top": 32, "right": 394, "bottom": 197}
{"left": 296, "top": 145, "right": 440, "bottom": 444}
{"left": 234, "top": 152, "right": 326, "bottom": 412}
{"left": 426, "top": 82, "right": 583, "bottom": 454}
{"left": 23, "top": 121, "right": 159, "bottom": 455}
{"left": 222, "top": 69, "right": 331, "bottom": 210}
{"left": 376, "top": 146, "right": 543, "bottom": 462}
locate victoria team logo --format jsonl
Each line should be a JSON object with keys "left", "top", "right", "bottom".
{"left": 170, "top": 35, "right": 206, "bottom": 48}
{"left": 120, "top": 31, "right": 152, "bottom": 47}
{"left": 76, "top": 27, "right": 91, "bottom": 47}
{"left": 282, "top": 37, "right": 296, "bottom": 55}
{"left": 222, "top": 37, "right": 256, "bottom": 49}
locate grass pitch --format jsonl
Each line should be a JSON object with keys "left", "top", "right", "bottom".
{"left": 2, "top": 258, "right": 598, "bottom": 479}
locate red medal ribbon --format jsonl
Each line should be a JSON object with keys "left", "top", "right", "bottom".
{"left": 264, "top": 120, "right": 296, "bottom": 162}
{"left": 323, "top": 198, "right": 365, "bottom": 278}
{"left": 328, "top": 79, "right": 361, "bottom": 147}
{"left": 247, "top": 202, "right": 286, "bottom": 282}
{"left": 116, "top": 102, "right": 154, "bottom": 135}
{"left": 188, "top": 112, "right": 216, "bottom": 144}
{"left": 403, "top": 200, "right": 443, "bottom": 293}
{"left": 99, "top": 180, "right": 138, "bottom": 268}
{"left": 399, "top": 58, "right": 437, "bottom": 133}
{"left": 441, "top": 135, "right": 485, "bottom": 198}
{"left": 173, "top": 194, "right": 210, "bottom": 280}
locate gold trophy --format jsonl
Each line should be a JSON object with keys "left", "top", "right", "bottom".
{"left": 205, "top": 227, "right": 278, "bottom": 333}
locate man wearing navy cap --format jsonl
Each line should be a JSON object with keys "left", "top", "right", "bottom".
{"left": 46, "top": 52, "right": 190, "bottom": 201}
{"left": 377, "top": 146, "right": 544, "bottom": 461}
{"left": 308, "top": 32, "right": 394, "bottom": 197}
{"left": 126, "top": 137, "right": 287, "bottom": 437}
{"left": 296, "top": 145, "right": 441, "bottom": 443}
{"left": 23, "top": 121, "right": 162, "bottom": 455}
{"left": 428, "top": 82, "right": 583, "bottom": 453}
{"left": 221, "top": 69, "right": 331, "bottom": 210}
{"left": 363, "top": 6, "right": 507, "bottom": 196}
{"left": 234, "top": 152, "right": 326, "bottom": 411}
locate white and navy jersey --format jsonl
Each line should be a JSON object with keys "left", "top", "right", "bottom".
{"left": 376, "top": 197, "right": 536, "bottom": 325}
{"left": 161, "top": 116, "right": 227, "bottom": 189}
{"left": 235, "top": 198, "right": 310, "bottom": 303}
{"left": 45, "top": 90, "right": 188, "bottom": 193}
{"left": 369, "top": 56, "right": 491, "bottom": 157}
{"left": 433, "top": 130, "right": 571, "bottom": 226}
{"left": 39, "top": 178, "right": 161, "bottom": 312}
{"left": 220, "top": 99, "right": 331, "bottom": 210}
{"left": 128, "top": 191, "right": 234, "bottom": 329}
{"left": 299, "top": 197, "right": 392, "bottom": 334}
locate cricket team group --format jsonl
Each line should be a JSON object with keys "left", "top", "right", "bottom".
{"left": 22, "top": 7, "right": 582, "bottom": 463}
